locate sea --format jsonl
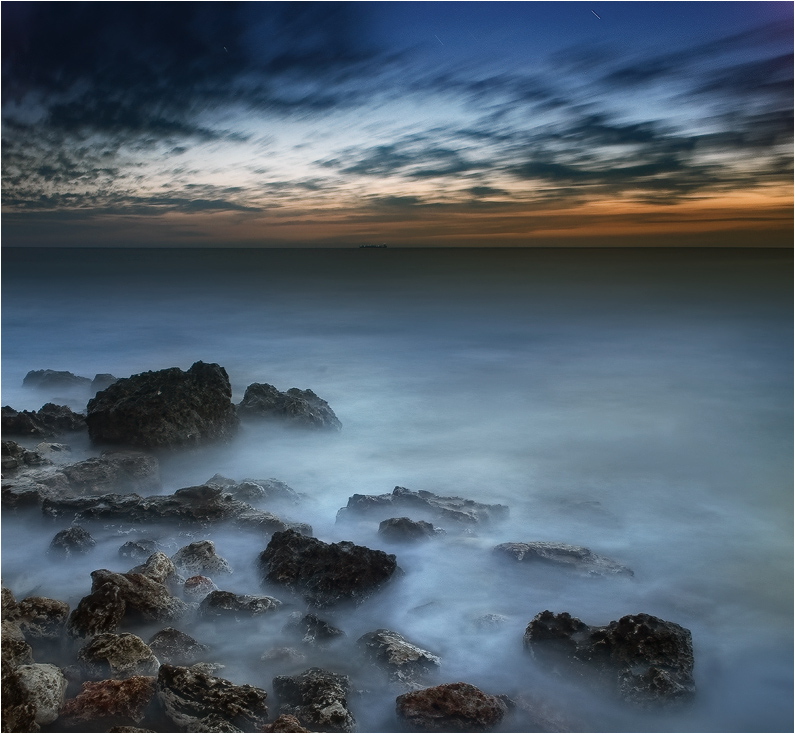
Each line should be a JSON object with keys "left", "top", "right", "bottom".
{"left": 1, "top": 246, "right": 792, "bottom": 732}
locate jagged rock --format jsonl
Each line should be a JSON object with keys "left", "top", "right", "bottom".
{"left": 119, "top": 540, "right": 159, "bottom": 561}
{"left": 156, "top": 663, "right": 269, "bottom": 731}
{"left": 259, "top": 529, "right": 398, "bottom": 608}
{"left": 1, "top": 440, "right": 51, "bottom": 473}
{"left": 494, "top": 542, "right": 633, "bottom": 576}
{"left": 524, "top": 611, "right": 695, "bottom": 705}
{"left": 0, "top": 666, "right": 39, "bottom": 733}
{"left": 91, "top": 373, "right": 118, "bottom": 393}
{"left": 378, "top": 517, "right": 443, "bottom": 542}
{"left": 60, "top": 451, "right": 161, "bottom": 495}
{"left": 207, "top": 475, "right": 302, "bottom": 504}
{"left": 283, "top": 613, "right": 345, "bottom": 647}
{"left": 23, "top": 369, "right": 91, "bottom": 391}
{"left": 261, "top": 713, "right": 313, "bottom": 732}
{"left": 35, "top": 403, "right": 86, "bottom": 432}
{"left": 13, "top": 663, "right": 68, "bottom": 725}
{"left": 235, "top": 509, "right": 313, "bottom": 536}
{"left": 172, "top": 540, "right": 233, "bottom": 576}
{"left": 357, "top": 629, "right": 441, "bottom": 688}
{"left": 66, "top": 583, "right": 127, "bottom": 639}
{"left": 86, "top": 361, "right": 239, "bottom": 449}
{"left": 59, "top": 676, "right": 156, "bottom": 729}
{"left": 130, "top": 552, "right": 183, "bottom": 590}
{"left": 237, "top": 383, "right": 342, "bottom": 431}
{"left": 2, "top": 621, "right": 34, "bottom": 669}
{"left": 338, "top": 487, "right": 509, "bottom": 527}
{"left": 198, "top": 590, "right": 281, "bottom": 619}
{"left": 148, "top": 628, "right": 208, "bottom": 666}
{"left": 78, "top": 633, "right": 160, "bottom": 680}
{"left": 395, "top": 682, "right": 508, "bottom": 732}
{"left": 2, "top": 469, "right": 70, "bottom": 510}
{"left": 48, "top": 526, "right": 96, "bottom": 557}
{"left": 15, "top": 597, "right": 69, "bottom": 640}
{"left": 2, "top": 587, "right": 20, "bottom": 619}
{"left": 272, "top": 668, "right": 354, "bottom": 732}
{"left": 183, "top": 576, "right": 218, "bottom": 601}
{"left": 1, "top": 404, "right": 85, "bottom": 438}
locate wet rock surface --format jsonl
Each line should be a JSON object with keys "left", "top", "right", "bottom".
{"left": 260, "top": 529, "right": 398, "bottom": 607}
{"left": 493, "top": 541, "right": 633, "bottom": 576}
{"left": 148, "top": 628, "right": 209, "bottom": 666}
{"left": 172, "top": 540, "right": 233, "bottom": 576}
{"left": 524, "top": 610, "right": 695, "bottom": 705}
{"left": 2, "top": 440, "right": 51, "bottom": 473}
{"left": 59, "top": 676, "right": 156, "bottom": 730}
{"left": 78, "top": 633, "right": 160, "bottom": 680}
{"left": 272, "top": 667, "right": 355, "bottom": 732}
{"left": 395, "top": 682, "right": 508, "bottom": 732}
{"left": 156, "top": 663, "right": 269, "bottom": 732}
{"left": 119, "top": 539, "right": 160, "bottom": 561}
{"left": 198, "top": 590, "right": 282, "bottom": 619}
{"left": 357, "top": 629, "right": 441, "bottom": 688}
{"left": 237, "top": 383, "right": 342, "bottom": 431}
{"left": 2, "top": 404, "right": 86, "bottom": 438}
{"left": 86, "top": 361, "right": 239, "bottom": 449}
{"left": 378, "top": 517, "right": 443, "bottom": 542}
{"left": 338, "top": 486, "right": 509, "bottom": 527}
{"left": 207, "top": 474, "right": 302, "bottom": 504}
{"left": 48, "top": 525, "right": 96, "bottom": 557}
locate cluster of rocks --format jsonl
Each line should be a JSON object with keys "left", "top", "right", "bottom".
{"left": 1, "top": 360, "right": 697, "bottom": 731}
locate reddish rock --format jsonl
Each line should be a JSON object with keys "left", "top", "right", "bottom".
{"left": 395, "top": 682, "right": 508, "bottom": 732}
{"left": 59, "top": 676, "right": 156, "bottom": 727}
{"left": 261, "top": 713, "right": 313, "bottom": 732}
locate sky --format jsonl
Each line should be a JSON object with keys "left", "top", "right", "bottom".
{"left": 1, "top": 1, "right": 793, "bottom": 247}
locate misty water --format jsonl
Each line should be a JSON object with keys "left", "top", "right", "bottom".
{"left": 1, "top": 247, "right": 792, "bottom": 732}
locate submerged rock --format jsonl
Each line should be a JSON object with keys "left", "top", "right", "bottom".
{"left": 237, "top": 383, "right": 342, "bottom": 431}
{"left": 338, "top": 486, "right": 509, "bottom": 527}
{"left": 524, "top": 610, "right": 695, "bottom": 705}
{"left": 206, "top": 474, "right": 302, "bottom": 504}
{"left": 357, "top": 629, "right": 441, "bottom": 688}
{"left": 183, "top": 576, "right": 218, "bottom": 601}
{"left": 259, "top": 529, "right": 398, "bottom": 607}
{"left": 272, "top": 667, "right": 355, "bottom": 732}
{"left": 198, "top": 590, "right": 282, "bottom": 620}
{"left": 395, "top": 682, "right": 508, "bottom": 732}
{"left": 86, "top": 361, "right": 239, "bottom": 449}
{"left": 156, "top": 663, "right": 269, "bottom": 732}
{"left": 119, "top": 540, "right": 160, "bottom": 562}
{"left": 59, "top": 676, "right": 156, "bottom": 729}
{"left": 1, "top": 440, "right": 51, "bottom": 473}
{"left": 60, "top": 451, "right": 161, "bottom": 495}
{"left": 48, "top": 526, "right": 96, "bottom": 557}
{"left": 1, "top": 404, "right": 86, "bottom": 438}
{"left": 148, "top": 628, "right": 209, "bottom": 666}
{"left": 78, "top": 633, "right": 160, "bottom": 680}
{"left": 378, "top": 517, "right": 443, "bottom": 542}
{"left": 283, "top": 613, "right": 345, "bottom": 648}
{"left": 493, "top": 542, "right": 633, "bottom": 577}
{"left": 171, "top": 540, "right": 233, "bottom": 576}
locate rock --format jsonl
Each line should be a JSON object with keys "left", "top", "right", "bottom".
{"left": 395, "top": 682, "right": 508, "bottom": 732}
{"left": 523, "top": 611, "right": 695, "bottom": 705}
{"left": 493, "top": 542, "right": 633, "bottom": 576}
{"left": 207, "top": 475, "right": 302, "bottom": 504}
{"left": 66, "top": 582, "right": 127, "bottom": 639}
{"left": 183, "top": 575, "right": 218, "bottom": 601}
{"left": 378, "top": 517, "right": 443, "bottom": 542}
{"left": 283, "top": 613, "right": 345, "bottom": 647}
{"left": 259, "top": 529, "right": 398, "bottom": 607}
{"left": 2, "top": 406, "right": 50, "bottom": 439}
{"left": 23, "top": 369, "right": 91, "bottom": 391}
{"left": 261, "top": 648, "right": 306, "bottom": 666}
{"left": 60, "top": 451, "right": 161, "bottom": 495}
{"left": 235, "top": 509, "right": 313, "bottom": 536}
{"left": 78, "top": 633, "right": 160, "bottom": 680}
{"left": 198, "top": 590, "right": 281, "bottom": 619}
{"left": 13, "top": 663, "right": 68, "bottom": 725}
{"left": 156, "top": 663, "right": 269, "bottom": 731}
{"left": 119, "top": 539, "right": 159, "bottom": 561}
{"left": 34, "top": 442, "right": 72, "bottom": 460}
{"left": 59, "top": 676, "right": 156, "bottom": 729}
{"left": 0, "top": 670, "right": 38, "bottom": 733}
{"left": 130, "top": 552, "right": 183, "bottom": 589}
{"left": 473, "top": 614, "right": 508, "bottom": 630}
{"left": 272, "top": 667, "right": 354, "bottom": 732}
{"left": 172, "top": 540, "right": 233, "bottom": 576}
{"left": 1, "top": 404, "right": 85, "bottom": 438}
{"left": 91, "top": 373, "right": 118, "bottom": 393}
{"left": 261, "top": 713, "right": 313, "bottom": 732}
{"left": 2, "top": 587, "right": 19, "bottom": 619}
{"left": 357, "top": 629, "right": 441, "bottom": 688}
{"left": 338, "top": 487, "right": 509, "bottom": 527}
{"left": 2, "top": 621, "right": 34, "bottom": 669}
{"left": 48, "top": 526, "right": 96, "bottom": 557}
{"left": 15, "top": 597, "right": 70, "bottom": 640}
{"left": 237, "top": 383, "right": 342, "bottom": 431}
{"left": 35, "top": 403, "right": 86, "bottom": 432}
{"left": 86, "top": 361, "right": 239, "bottom": 449}
{"left": 1, "top": 440, "right": 51, "bottom": 473}
{"left": 148, "top": 628, "right": 208, "bottom": 666}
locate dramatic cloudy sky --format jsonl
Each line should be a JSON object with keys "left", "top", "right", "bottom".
{"left": 2, "top": 1, "right": 792, "bottom": 247}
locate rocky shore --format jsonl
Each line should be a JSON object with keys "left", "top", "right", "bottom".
{"left": 2, "top": 362, "right": 695, "bottom": 732}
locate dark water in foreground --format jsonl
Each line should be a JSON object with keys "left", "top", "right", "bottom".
{"left": 1, "top": 247, "right": 792, "bottom": 732}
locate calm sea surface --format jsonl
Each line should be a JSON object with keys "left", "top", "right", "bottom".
{"left": 2, "top": 247, "right": 792, "bottom": 732}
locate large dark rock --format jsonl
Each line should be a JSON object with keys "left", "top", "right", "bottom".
{"left": 237, "top": 383, "right": 342, "bottom": 431}
{"left": 395, "top": 682, "right": 508, "bottom": 732}
{"left": 23, "top": 369, "right": 91, "bottom": 391}
{"left": 148, "top": 629, "right": 208, "bottom": 666}
{"left": 357, "top": 629, "right": 441, "bottom": 688}
{"left": 156, "top": 663, "right": 269, "bottom": 732}
{"left": 91, "top": 373, "right": 118, "bottom": 393}
{"left": 259, "top": 529, "right": 398, "bottom": 607}
{"left": 493, "top": 542, "right": 633, "bottom": 577}
{"left": 66, "top": 583, "right": 127, "bottom": 639}
{"left": 59, "top": 676, "right": 156, "bottom": 730}
{"left": 15, "top": 597, "right": 70, "bottom": 640}
{"left": 48, "top": 526, "right": 96, "bottom": 557}
{"left": 378, "top": 517, "right": 443, "bottom": 542}
{"left": 86, "top": 361, "right": 239, "bottom": 449}
{"left": 338, "top": 487, "right": 509, "bottom": 527}
{"left": 272, "top": 667, "right": 354, "bottom": 732}
{"left": 524, "top": 611, "right": 695, "bottom": 705}
{"left": 78, "top": 633, "right": 160, "bottom": 680}
{"left": 2, "top": 404, "right": 86, "bottom": 438}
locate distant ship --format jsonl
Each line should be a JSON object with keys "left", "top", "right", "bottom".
{"left": 359, "top": 243, "right": 388, "bottom": 248}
